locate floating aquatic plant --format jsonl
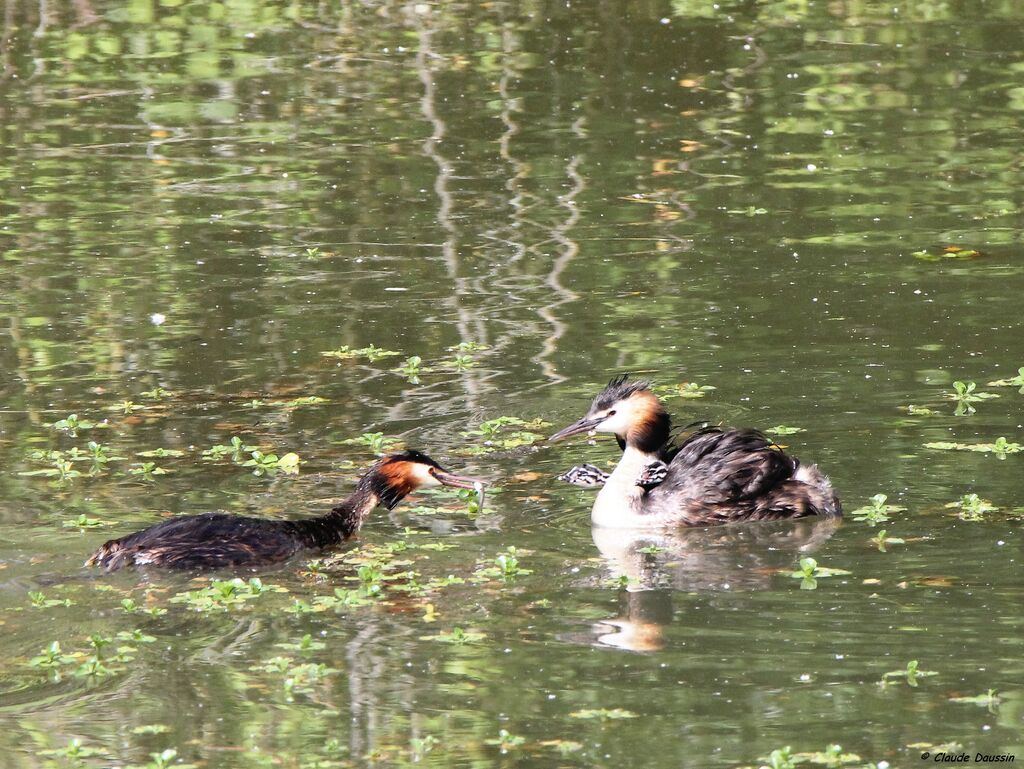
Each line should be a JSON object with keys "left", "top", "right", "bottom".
{"left": 62, "top": 514, "right": 109, "bottom": 529}
{"left": 458, "top": 416, "right": 549, "bottom": 455}
{"left": 988, "top": 367, "right": 1024, "bottom": 393}
{"left": 29, "top": 591, "right": 73, "bottom": 609}
{"left": 276, "top": 633, "right": 326, "bottom": 653}
{"left": 340, "top": 432, "right": 400, "bottom": 454}
{"left": 449, "top": 341, "right": 489, "bottom": 353}
{"left": 539, "top": 739, "right": 584, "bottom": 756}
{"left": 130, "top": 748, "right": 197, "bottom": 769}
{"left": 420, "top": 627, "right": 486, "bottom": 644}
{"left": 946, "top": 380, "right": 998, "bottom": 415}
{"left": 283, "top": 396, "right": 327, "bottom": 407}
{"left": 473, "top": 547, "right": 532, "bottom": 581}
{"left": 321, "top": 344, "right": 401, "bottom": 362}
{"left": 131, "top": 725, "right": 171, "bottom": 735}
{"left": 38, "top": 738, "right": 106, "bottom": 761}
{"left": 28, "top": 641, "right": 74, "bottom": 669}
{"left": 49, "top": 413, "right": 109, "bottom": 433}
{"left": 944, "top": 493, "right": 998, "bottom": 521}
{"left": 789, "top": 557, "right": 850, "bottom": 590}
{"left": 654, "top": 382, "right": 716, "bottom": 399}
{"left": 637, "top": 544, "right": 667, "bottom": 554}
{"left": 241, "top": 450, "right": 301, "bottom": 475}
{"left": 201, "top": 436, "right": 257, "bottom": 461}
{"left": 948, "top": 689, "right": 1000, "bottom": 712}
{"left": 252, "top": 656, "right": 337, "bottom": 697}
{"left": 137, "top": 448, "right": 186, "bottom": 458}
{"left": 924, "top": 437, "right": 1022, "bottom": 457}
{"left": 898, "top": 404, "right": 939, "bottom": 416}
{"left": 760, "top": 746, "right": 795, "bottom": 769}
{"left": 169, "top": 577, "right": 286, "bottom": 612}
{"left": 484, "top": 729, "right": 525, "bottom": 751}
{"left": 449, "top": 353, "right": 477, "bottom": 370}
{"left": 128, "top": 462, "right": 171, "bottom": 479}
{"left": 569, "top": 708, "right": 638, "bottom": 720}
{"left": 912, "top": 245, "right": 982, "bottom": 261}
{"left": 869, "top": 529, "right": 905, "bottom": 552}
{"left": 882, "top": 659, "right": 937, "bottom": 687}
{"left": 850, "top": 494, "right": 905, "bottom": 525}
{"left": 766, "top": 425, "right": 805, "bottom": 436}
{"left": 756, "top": 745, "right": 862, "bottom": 769}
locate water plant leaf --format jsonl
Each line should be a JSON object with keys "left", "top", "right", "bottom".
{"left": 654, "top": 382, "right": 716, "bottom": 399}
{"left": 136, "top": 448, "right": 186, "bottom": 458}
{"left": 913, "top": 246, "right": 982, "bottom": 261}
{"left": 850, "top": 494, "right": 905, "bottom": 525}
{"left": 882, "top": 659, "right": 937, "bottom": 687}
{"left": 987, "top": 367, "right": 1024, "bottom": 393}
{"left": 948, "top": 689, "right": 1000, "bottom": 710}
{"left": 321, "top": 344, "right": 401, "bottom": 361}
{"left": 283, "top": 396, "right": 328, "bottom": 407}
{"left": 569, "top": 708, "right": 638, "bottom": 720}
{"left": 766, "top": 425, "right": 805, "bottom": 436}
{"left": 420, "top": 627, "right": 485, "bottom": 644}
{"left": 898, "top": 405, "right": 939, "bottom": 416}
{"left": 924, "top": 437, "right": 1022, "bottom": 456}
{"left": 944, "top": 493, "right": 998, "bottom": 520}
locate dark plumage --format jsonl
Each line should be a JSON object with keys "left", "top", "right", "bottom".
{"left": 647, "top": 426, "right": 838, "bottom": 524}
{"left": 592, "top": 374, "right": 652, "bottom": 412}
{"left": 551, "top": 376, "right": 841, "bottom": 526}
{"left": 85, "top": 450, "right": 482, "bottom": 571}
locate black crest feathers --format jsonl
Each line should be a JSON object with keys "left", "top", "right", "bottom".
{"left": 591, "top": 374, "right": 652, "bottom": 412}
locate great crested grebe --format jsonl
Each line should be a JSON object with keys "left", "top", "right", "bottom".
{"left": 550, "top": 376, "right": 841, "bottom": 528}
{"left": 86, "top": 450, "right": 484, "bottom": 571}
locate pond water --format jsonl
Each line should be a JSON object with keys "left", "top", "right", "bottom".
{"left": 1, "top": 1, "right": 1023, "bottom": 767}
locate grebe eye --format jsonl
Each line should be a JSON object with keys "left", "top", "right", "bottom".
{"left": 607, "top": 410, "right": 616, "bottom": 417}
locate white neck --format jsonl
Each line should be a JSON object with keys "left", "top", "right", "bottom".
{"left": 591, "top": 446, "right": 659, "bottom": 528}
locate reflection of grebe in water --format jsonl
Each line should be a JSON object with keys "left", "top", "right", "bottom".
{"left": 551, "top": 376, "right": 841, "bottom": 527}
{"left": 590, "top": 517, "right": 842, "bottom": 652}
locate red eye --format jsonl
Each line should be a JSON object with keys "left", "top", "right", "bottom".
{"left": 608, "top": 410, "right": 616, "bottom": 416}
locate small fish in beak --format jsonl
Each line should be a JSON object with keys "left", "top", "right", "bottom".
{"left": 433, "top": 469, "right": 487, "bottom": 508}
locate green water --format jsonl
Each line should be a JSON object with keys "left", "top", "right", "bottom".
{"left": 1, "top": 1, "right": 1023, "bottom": 767}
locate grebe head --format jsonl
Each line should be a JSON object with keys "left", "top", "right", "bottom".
{"left": 549, "top": 375, "right": 670, "bottom": 453}
{"left": 368, "top": 450, "right": 485, "bottom": 509}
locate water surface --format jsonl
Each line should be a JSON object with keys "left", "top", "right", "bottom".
{"left": 1, "top": 1, "right": 1022, "bottom": 767}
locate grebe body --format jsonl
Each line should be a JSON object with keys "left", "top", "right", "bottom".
{"left": 551, "top": 376, "right": 840, "bottom": 528}
{"left": 86, "top": 450, "right": 483, "bottom": 571}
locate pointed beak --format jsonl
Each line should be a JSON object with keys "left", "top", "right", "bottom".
{"left": 549, "top": 415, "right": 603, "bottom": 442}
{"left": 432, "top": 469, "right": 487, "bottom": 490}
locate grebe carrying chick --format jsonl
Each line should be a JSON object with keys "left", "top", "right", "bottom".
{"left": 86, "top": 450, "right": 484, "bottom": 571}
{"left": 550, "top": 376, "right": 840, "bottom": 528}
